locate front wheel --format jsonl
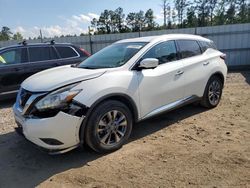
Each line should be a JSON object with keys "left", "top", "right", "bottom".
{"left": 200, "top": 75, "right": 223, "bottom": 108}
{"left": 84, "top": 100, "right": 133, "bottom": 153}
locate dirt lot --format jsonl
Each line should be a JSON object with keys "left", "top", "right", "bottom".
{"left": 0, "top": 72, "right": 249, "bottom": 188}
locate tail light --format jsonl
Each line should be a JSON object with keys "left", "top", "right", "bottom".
{"left": 80, "top": 48, "right": 91, "bottom": 57}
{"left": 220, "top": 54, "right": 226, "bottom": 61}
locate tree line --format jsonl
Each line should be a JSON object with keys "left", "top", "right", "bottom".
{"left": 91, "top": 0, "right": 250, "bottom": 34}
{"left": 171, "top": 0, "right": 250, "bottom": 28}
{"left": 91, "top": 8, "right": 157, "bottom": 33}
{"left": 0, "top": 27, "right": 23, "bottom": 41}
{"left": 0, "top": 0, "right": 249, "bottom": 41}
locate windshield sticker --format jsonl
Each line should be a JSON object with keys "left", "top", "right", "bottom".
{"left": 126, "top": 45, "right": 143, "bottom": 49}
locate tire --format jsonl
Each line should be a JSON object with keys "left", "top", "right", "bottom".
{"left": 200, "top": 75, "right": 223, "bottom": 108}
{"left": 84, "top": 100, "right": 133, "bottom": 153}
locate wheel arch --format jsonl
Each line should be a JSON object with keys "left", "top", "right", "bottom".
{"left": 200, "top": 71, "right": 225, "bottom": 99}
{"left": 200, "top": 71, "right": 225, "bottom": 108}
{"left": 78, "top": 93, "right": 139, "bottom": 145}
{"left": 210, "top": 71, "right": 225, "bottom": 86}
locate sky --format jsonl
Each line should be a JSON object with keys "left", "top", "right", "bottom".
{"left": 0, "top": 0, "right": 165, "bottom": 38}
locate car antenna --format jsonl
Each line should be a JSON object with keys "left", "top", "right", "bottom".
{"left": 18, "top": 40, "right": 27, "bottom": 46}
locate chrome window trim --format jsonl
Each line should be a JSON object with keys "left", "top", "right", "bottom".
{"left": 0, "top": 46, "right": 27, "bottom": 53}
{"left": 0, "top": 45, "right": 81, "bottom": 67}
{"left": 129, "top": 40, "right": 165, "bottom": 70}
{"left": 129, "top": 39, "right": 208, "bottom": 71}
{"left": 129, "top": 40, "right": 181, "bottom": 70}
{"left": 175, "top": 39, "right": 202, "bottom": 59}
{"left": 16, "top": 46, "right": 80, "bottom": 64}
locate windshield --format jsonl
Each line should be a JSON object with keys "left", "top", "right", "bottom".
{"left": 78, "top": 42, "right": 147, "bottom": 69}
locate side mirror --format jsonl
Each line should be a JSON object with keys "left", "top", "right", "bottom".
{"left": 139, "top": 58, "right": 159, "bottom": 69}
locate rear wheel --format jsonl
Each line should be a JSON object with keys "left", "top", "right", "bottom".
{"left": 201, "top": 75, "right": 223, "bottom": 108}
{"left": 84, "top": 100, "right": 133, "bottom": 153}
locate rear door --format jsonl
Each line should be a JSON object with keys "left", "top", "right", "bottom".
{"left": 0, "top": 47, "right": 28, "bottom": 95}
{"left": 22, "top": 46, "right": 59, "bottom": 81}
{"left": 176, "top": 40, "right": 211, "bottom": 98}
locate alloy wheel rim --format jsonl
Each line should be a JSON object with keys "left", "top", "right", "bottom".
{"left": 97, "top": 110, "right": 127, "bottom": 146}
{"left": 208, "top": 80, "right": 221, "bottom": 105}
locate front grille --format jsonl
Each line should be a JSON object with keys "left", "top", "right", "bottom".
{"left": 19, "top": 88, "right": 32, "bottom": 107}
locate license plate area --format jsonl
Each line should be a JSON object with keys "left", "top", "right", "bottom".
{"left": 14, "top": 110, "right": 26, "bottom": 135}
{"left": 15, "top": 121, "right": 24, "bottom": 135}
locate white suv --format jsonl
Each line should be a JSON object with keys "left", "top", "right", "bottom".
{"left": 13, "top": 34, "right": 227, "bottom": 154}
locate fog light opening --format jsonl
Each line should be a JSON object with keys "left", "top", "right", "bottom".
{"left": 40, "top": 138, "right": 64, "bottom": 146}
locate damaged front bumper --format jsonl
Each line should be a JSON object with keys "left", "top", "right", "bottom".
{"left": 13, "top": 101, "right": 85, "bottom": 154}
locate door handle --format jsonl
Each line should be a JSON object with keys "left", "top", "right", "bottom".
{"left": 175, "top": 70, "right": 184, "bottom": 76}
{"left": 203, "top": 62, "right": 210, "bottom": 66}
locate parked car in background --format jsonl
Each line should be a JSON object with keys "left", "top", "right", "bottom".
{"left": 13, "top": 34, "right": 227, "bottom": 154}
{"left": 0, "top": 40, "right": 90, "bottom": 99}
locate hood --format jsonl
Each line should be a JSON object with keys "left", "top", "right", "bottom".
{"left": 22, "top": 65, "right": 106, "bottom": 92}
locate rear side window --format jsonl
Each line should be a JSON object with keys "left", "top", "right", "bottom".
{"left": 177, "top": 40, "right": 201, "bottom": 59}
{"left": 0, "top": 48, "right": 23, "bottom": 65}
{"left": 199, "top": 41, "right": 217, "bottom": 52}
{"left": 55, "top": 46, "right": 78, "bottom": 58}
{"left": 29, "top": 47, "right": 58, "bottom": 62}
{"left": 143, "top": 41, "right": 178, "bottom": 64}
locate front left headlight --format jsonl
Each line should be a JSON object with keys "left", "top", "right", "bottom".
{"left": 35, "top": 84, "right": 82, "bottom": 112}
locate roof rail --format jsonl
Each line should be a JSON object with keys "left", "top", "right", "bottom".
{"left": 44, "top": 40, "right": 55, "bottom": 45}
{"left": 18, "top": 40, "right": 27, "bottom": 46}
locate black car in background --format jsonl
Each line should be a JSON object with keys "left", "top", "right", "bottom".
{"left": 0, "top": 41, "right": 90, "bottom": 99}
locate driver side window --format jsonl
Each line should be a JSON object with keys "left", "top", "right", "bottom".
{"left": 0, "top": 49, "right": 22, "bottom": 65}
{"left": 142, "top": 41, "right": 178, "bottom": 65}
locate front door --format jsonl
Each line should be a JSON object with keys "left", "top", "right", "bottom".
{"left": 136, "top": 40, "right": 185, "bottom": 118}
{"left": 0, "top": 47, "right": 28, "bottom": 95}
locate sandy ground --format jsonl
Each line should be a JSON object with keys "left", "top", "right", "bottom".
{"left": 0, "top": 72, "right": 249, "bottom": 188}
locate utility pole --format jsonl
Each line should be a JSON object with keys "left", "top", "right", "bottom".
{"left": 139, "top": 24, "right": 141, "bottom": 37}
{"left": 39, "top": 29, "right": 43, "bottom": 43}
{"left": 88, "top": 26, "right": 93, "bottom": 54}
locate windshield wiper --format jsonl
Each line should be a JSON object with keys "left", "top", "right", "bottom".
{"left": 79, "top": 65, "right": 113, "bottom": 69}
{"left": 79, "top": 66, "right": 99, "bottom": 69}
